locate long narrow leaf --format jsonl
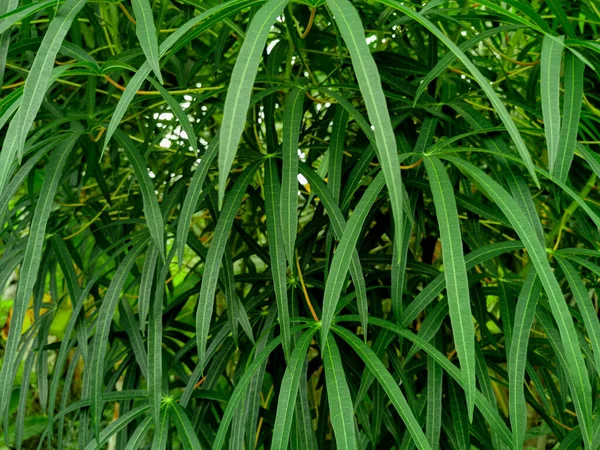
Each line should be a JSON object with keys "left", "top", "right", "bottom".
{"left": 423, "top": 155, "right": 475, "bottom": 420}
{"left": 132, "top": 0, "right": 163, "bottom": 83}
{"left": 218, "top": 0, "right": 289, "bottom": 206}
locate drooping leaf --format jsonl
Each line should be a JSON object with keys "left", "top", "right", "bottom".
{"left": 0, "top": 132, "right": 81, "bottom": 418}
{"left": 281, "top": 88, "right": 305, "bottom": 263}
{"left": 271, "top": 327, "right": 319, "bottom": 450}
{"left": 423, "top": 155, "right": 475, "bottom": 420}
{"left": 446, "top": 156, "right": 593, "bottom": 446}
{"left": 553, "top": 51, "right": 585, "bottom": 182}
{"left": 323, "top": 334, "right": 358, "bottom": 450}
{"left": 196, "top": 160, "right": 261, "bottom": 368}
{"left": 541, "top": 35, "right": 564, "bottom": 172}
{"left": 131, "top": 0, "right": 163, "bottom": 83}
{"left": 218, "top": 0, "right": 289, "bottom": 207}
{"left": 0, "top": 0, "right": 86, "bottom": 192}
{"left": 326, "top": 0, "right": 404, "bottom": 253}
{"left": 508, "top": 270, "right": 541, "bottom": 450}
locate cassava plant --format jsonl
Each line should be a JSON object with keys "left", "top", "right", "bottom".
{"left": 1, "top": 0, "right": 600, "bottom": 448}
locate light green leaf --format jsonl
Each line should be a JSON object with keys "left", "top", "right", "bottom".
{"left": 326, "top": 0, "right": 404, "bottom": 254}
{"left": 376, "top": 0, "right": 539, "bottom": 187}
{"left": 196, "top": 160, "right": 261, "bottom": 368}
{"left": 271, "top": 327, "right": 319, "bottom": 450}
{"left": 319, "top": 171, "right": 385, "bottom": 349}
{"left": 332, "top": 325, "right": 431, "bottom": 450}
{"left": 445, "top": 156, "right": 593, "bottom": 446}
{"left": 114, "top": 130, "right": 165, "bottom": 258}
{"left": 508, "top": 270, "right": 541, "bottom": 450}
{"left": 0, "top": 0, "right": 86, "bottom": 194}
{"left": 176, "top": 137, "right": 218, "bottom": 267}
{"left": 218, "top": 0, "right": 289, "bottom": 207}
{"left": 132, "top": 0, "right": 163, "bottom": 83}
{"left": 323, "top": 334, "right": 358, "bottom": 450}
{"left": 541, "top": 35, "right": 564, "bottom": 172}
{"left": 553, "top": 51, "right": 585, "bottom": 182}
{"left": 281, "top": 88, "right": 305, "bottom": 263}
{"left": 0, "top": 132, "right": 80, "bottom": 419}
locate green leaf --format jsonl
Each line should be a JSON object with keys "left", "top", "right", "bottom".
{"left": 0, "top": 138, "right": 58, "bottom": 224}
{"left": 557, "top": 258, "right": 600, "bottom": 375}
{"left": 0, "top": 0, "right": 18, "bottom": 86}
{"left": 83, "top": 405, "right": 150, "bottom": 450}
{"left": 103, "top": 0, "right": 265, "bottom": 155}
{"left": 0, "top": 132, "right": 80, "bottom": 419}
{"left": 171, "top": 403, "right": 202, "bottom": 449}
{"left": 0, "top": 0, "right": 60, "bottom": 36}
{"left": 326, "top": 0, "right": 404, "bottom": 254}
{"left": 271, "top": 327, "right": 319, "bottom": 450}
{"left": 218, "top": 0, "right": 289, "bottom": 207}
{"left": 176, "top": 137, "right": 218, "bottom": 267}
{"left": 212, "top": 326, "right": 311, "bottom": 450}
{"left": 319, "top": 171, "right": 385, "bottom": 349}
{"left": 508, "top": 270, "right": 541, "bottom": 450}
{"left": 328, "top": 106, "right": 349, "bottom": 205}
{"left": 114, "top": 130, "right": 165, "bottom": 258}
{"left": 124, "top": 416, "right": 153, "bottom": 450}
{"left": 87, "top": 236, "right": 149, "bottom": 437}
{"left": 138, "top": 243, "right": 159, "bottom": 333}
{"left": 404, "top": 241, "right": 523, "bottom": 325}
{"left": 323, "top": 334, "right": 358, "bottom": 450}
{"left": 336, "top": 316, "right": 513, "bottom": 448}
{"left": 0, "top": 0, "right": 86, "bottom": 194}
{"left": 415, "top": 25, "right": 522, "bottom": 105}
{"left": 541, "top": 35, "right": 565, "bottom": 172}
{"left": 423, "top": 155, "right": 475, "bottom": 421}
{"left": 299, "top": 163, "right": 369, "bottom": 335}
{"left": 445, "top": 156, "right": 593, "bottom": 446}
{"left": 264, "top": 158, "right": 293, "bottom": 359}
{"left": 553, "top": 51, "right": 585, "bottom": 183}
{"left": 148, "top": 77, "right": 197, "bottom": 152}
{"left": 376, "top": 0, "right": 540, "bottom": 187}
{"left": 426, "top": 349, "right": 443, "bottom": 449}
{"left": 332, "top": 325, "right": 431, "bottom": 450}
{"left": 149, "top": 248, "right": 175, "bottom": 427}
{"left": 132, "top": 0, "right": 163, "bottom": 83}
{"left": 547, "top": 0, "right": 575, "bottom": 38}
{"left": 281, "top": 88, "right": 305, "bottom": 263}
{"left": 472, "top": 0, "right": 550, "bottom": 33}
{"left": 196, "top": 159, "right": 261, "bottom": 368}
{"left": 152, "top": 406, "right": 170, "bottom": 450}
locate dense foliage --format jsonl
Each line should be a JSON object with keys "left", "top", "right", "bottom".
{"left": 1, "top": 0, "right": 600, "bottom": 448}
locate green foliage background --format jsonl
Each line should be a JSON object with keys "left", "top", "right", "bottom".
{"left": 1, "top": 0, "right": 600, "bottom": 448}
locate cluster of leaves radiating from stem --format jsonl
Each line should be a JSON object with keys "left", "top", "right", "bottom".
{"left": 1, "top": 0, "right": 600, "bottom": 448}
